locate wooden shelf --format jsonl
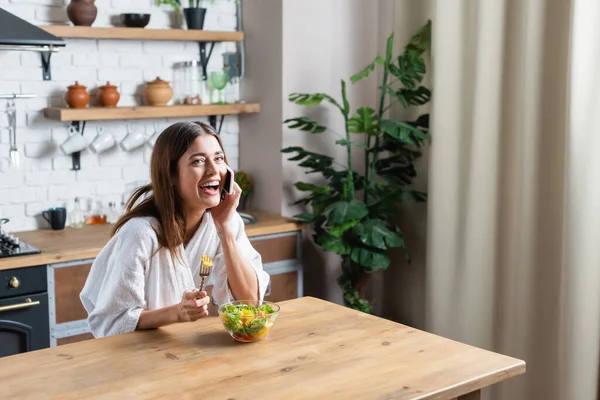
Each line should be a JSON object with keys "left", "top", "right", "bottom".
{"left": 39, "top": 25, "right": 243, "bottom": 42}
{"left": 44, "top": 103, "right": 260, "bottom": 122}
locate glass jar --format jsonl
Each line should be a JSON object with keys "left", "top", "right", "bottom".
{"left": 69, "top": 197, "right": 85, "bottom": 228}
{"left": 106, "top": 201, "right": 120, "bottom": 224}
{"left": 173, "top": 60, "right": 209, "bottom": 105}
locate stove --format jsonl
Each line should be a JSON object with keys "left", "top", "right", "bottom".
{"left": 0, "top": 232, "right": 41, "bottom": 258}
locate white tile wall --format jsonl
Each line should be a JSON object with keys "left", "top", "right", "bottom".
{"left": 0, "top": 0, "right": 240, "bottom": 231}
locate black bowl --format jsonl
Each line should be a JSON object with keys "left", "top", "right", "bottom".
{"left": 120, "top": 13, "right": 151, "bottom": 28}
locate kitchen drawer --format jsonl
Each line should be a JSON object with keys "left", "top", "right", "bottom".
{"left": 52, "top": 263, "right": 92, "bottom": 324}
{"left": 250, "top": 234, "right": 298, "bottom": 263}
{"left": 264, "top": 271, "right": 298, "bottom": 302}
{"left": 0, "top": 266, "right": 46, "bottom": 300}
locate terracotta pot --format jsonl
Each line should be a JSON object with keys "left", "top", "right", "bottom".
{"left": 97, "top": 81, "right": 120, "bottom": 107}
{"left": 145, "top": 77, "right": 173, "bottom": 106}
{"left": 65, "top": 81, "right": 90, "bottom": 109}
{"left": 67, "top": 0, "right": 97, "bottom": 26}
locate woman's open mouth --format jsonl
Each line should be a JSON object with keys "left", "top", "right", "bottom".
{"left": 199, "top": 180, "right": 220, "bottom": 196}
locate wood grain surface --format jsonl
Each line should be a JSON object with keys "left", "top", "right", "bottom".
{"left": 39, "top": 25, "right": 244, "bottom": 42}
{"left": 44, "top": 104, "right": 260, "bottom": 122}
{"left": 0, "top": 297, "right": 525, "bottom": 400}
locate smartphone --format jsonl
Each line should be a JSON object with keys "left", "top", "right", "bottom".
{"left": 221, "top": 165, "right": 234, "bottom": 202}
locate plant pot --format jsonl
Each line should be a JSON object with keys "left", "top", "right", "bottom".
{"left": 183, "top": 7, "right": 206, "bottom": 30}
{"left": 65, "top": 81, "right": 90, "bottom": 109}
{"left": 97, "top": 81, "right": 120, "bottom": 107}
{"left": 67, "top": 0, "right": 97, "bottom": 27}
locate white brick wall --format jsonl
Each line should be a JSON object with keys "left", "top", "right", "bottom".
{"left": 0, "top": 1, "right": 241, "bottom": 232}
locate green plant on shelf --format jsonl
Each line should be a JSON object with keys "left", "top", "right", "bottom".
{"left": 234, "top": 170, "right": 254, "bottom": 196}
{"left": 157, "top": 0, "right": 238, "bottom": 10}
{"left": 156, "top": 0, "right": 212, "bottom": 11}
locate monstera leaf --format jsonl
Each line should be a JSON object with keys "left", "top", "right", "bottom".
{"left": 353, "top": 219, "right": 404, "bottom": 250}
{"left": 381, "top": 119, "right": 428, "bottom": 147}
{"left": 284, "top": 117, "right": 327, "bottom": 134}
{"left": 348, "top": 107, "right": 378, "bottom": 135}
{"left": 323, "top": 200, "right": 368, "bottom": 225}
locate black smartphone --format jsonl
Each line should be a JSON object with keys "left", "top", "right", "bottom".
{"left": 221, "top": 165, "right": 234, "bottom": 202}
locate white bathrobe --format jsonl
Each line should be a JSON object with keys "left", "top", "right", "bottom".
{"left": 80, "top": 211, "right": 270, "bottom": 338}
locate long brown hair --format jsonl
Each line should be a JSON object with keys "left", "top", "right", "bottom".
{"left": 111, "top": 121, "right": 227, "bottom": 259}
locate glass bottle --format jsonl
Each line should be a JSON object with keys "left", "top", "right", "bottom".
{"left": 69, "top": 197, "right": 85, "bottom": 228}
{"left": 106, "top": 201, "right": 120, "bottom": 224}
{"left": 86, "top": 200, "right": 107, "bottom": 224}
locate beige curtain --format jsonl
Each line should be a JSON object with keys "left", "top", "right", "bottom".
{"left": 422, "top": 0, "right": 600, "bottom": 399}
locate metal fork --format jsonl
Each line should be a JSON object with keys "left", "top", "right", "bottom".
{"left": 198, "top": 254, "right": 213, "bottom": 292}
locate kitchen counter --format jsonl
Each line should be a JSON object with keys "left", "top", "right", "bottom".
{"left": 0, "top": 296, "right": 526, "bottom": 400}
{"left": 0, "top": 211, "right": 305, "bottom": 271}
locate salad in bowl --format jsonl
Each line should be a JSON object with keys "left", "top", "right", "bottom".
{"left": 218, "top": 300, "right": 280, "bottom": 343}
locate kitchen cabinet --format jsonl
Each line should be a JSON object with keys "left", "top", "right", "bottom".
{"left": 0, "top": 266, "right": 50, "bottom": 358}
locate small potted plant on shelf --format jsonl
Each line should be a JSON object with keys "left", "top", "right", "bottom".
{"left": 234, "top": 170, "right": 253, "bottom": 211}
{"left": 157, "top": 0, "right": 214, "bottom": 30}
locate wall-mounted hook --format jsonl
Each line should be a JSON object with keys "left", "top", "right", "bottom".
{"left": 208, "top": 115, "right": 225, "bottom": 134}
{"left": 65, "top": 121, "right": 86, "bottom": 171}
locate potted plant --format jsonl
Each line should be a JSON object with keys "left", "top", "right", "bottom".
{"left": 281, "top": 21, "right": 432, "bottom": 313}
{"left": 157, "top": 0, "right": 214, "bottom": 30}
{"left": 235, "top": 170, "right": 254, "bottom": 211}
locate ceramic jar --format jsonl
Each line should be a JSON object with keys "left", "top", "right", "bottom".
{"left": 145, "top": 77, "right": 173, "bottom": 106}
{"left": 97, "top": 81, "right": 120, "bottom": 107}
{"left": 67, "top": 0, "right": 97, "bottom": 26}
{"left": 65, "top": 81, "right": 90, "bottom": 109}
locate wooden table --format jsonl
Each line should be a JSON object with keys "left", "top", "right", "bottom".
{"left": 0, "top": 297, "right": 525, "bottom": 400}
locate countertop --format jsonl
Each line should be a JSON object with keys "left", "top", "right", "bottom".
{"left": 0, "top": 210, "right": 305, "bottom": 271}
{"left": 0, "top": 296, "right": 526, "bottom": 400}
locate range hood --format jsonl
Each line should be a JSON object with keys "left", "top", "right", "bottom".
{"left": 0, "top": 8, "right": 65, "bottom": 80}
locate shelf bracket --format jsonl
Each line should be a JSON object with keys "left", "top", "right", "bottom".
{"left": 41, "top": 52, "right": 52, "bottom": 81}
{"left": 208, "top": 115, "right": 225, "bottom": 134}
{"left": 69, "top": 121, "right": 86, "bottom": 171}
{"left": 198, "top": 41, "right": 216, "bottom": 80}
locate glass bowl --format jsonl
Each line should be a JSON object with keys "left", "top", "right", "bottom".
{"left": 218, "top": 300, "right": 280, "bottom": 343}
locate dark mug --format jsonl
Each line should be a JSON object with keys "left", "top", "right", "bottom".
{"left": 42, "top": 207, "right": 67, "bottom": 230}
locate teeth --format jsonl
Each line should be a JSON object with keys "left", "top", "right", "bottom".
{"left": 199, "top": 181, "right": 219, "bottom": 188}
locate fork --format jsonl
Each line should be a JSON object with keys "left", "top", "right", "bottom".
{"left": 198, "top": 254, "right": 213, "bottom": 292}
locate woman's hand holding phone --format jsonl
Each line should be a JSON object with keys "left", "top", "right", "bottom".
{"left": 211, "top": 166, "right": 241, "bottom": 235}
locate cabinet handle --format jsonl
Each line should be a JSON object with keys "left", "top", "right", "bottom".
{"left": 9, "top": 276, "right": 20, "bottom": 288}
{"left": 0, "top": 298, "right": 40, "bottom": 313}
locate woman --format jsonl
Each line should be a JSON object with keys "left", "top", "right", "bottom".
{"left": 80, "top": 121, "right": 270, "bottom": 338}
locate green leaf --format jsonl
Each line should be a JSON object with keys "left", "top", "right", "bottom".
{"left": 381, "top": 119, "right": 429, "bottom": 146}
{"left": 295, "top": 182, "right": 331, "bottom": 193}
{"left": 326, "top": 220, "right": 360, "bottom": 238}
{"left": 292, "top": 213, "right": 315, "bottom": 223}
{"left": 350, "top": 56, "right": 385, "bottom": 84}
{"left": 348, "top": 107, "right": 378, "bottom": 135}
{"left": 350, "top": 247, "right": 390, "bottom": 271}
{"left": 316, "top": 234, "right": 351, "bottom": 255}
{"left": 385, "top": 86, "right": 431, "bottom": 108}
{"left": 353, "top": 219, "right": 404, "bottom": 250}
{"left": 323, "top": 199, "right": 368, "bottom": 225}
{"left": 288, "top": 93, "right": 342, "bottom": 111}
{"left": 284, "top": 117, "right": 327, "bottom": 134}
{"left": 281, "top": 147, "right": 335, "bottom": 175}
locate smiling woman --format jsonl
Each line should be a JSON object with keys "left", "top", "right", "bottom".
{"left": 79, "top": 121, "right": 270, "bottom": 338}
